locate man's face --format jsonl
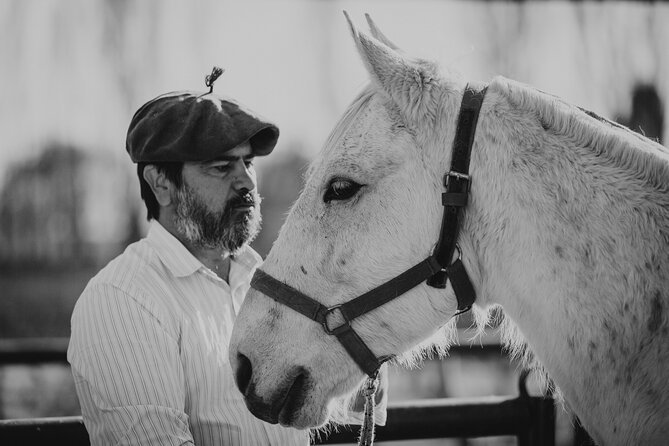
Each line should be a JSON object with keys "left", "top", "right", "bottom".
{"left": 172, "top": 143, "right": 262, "bottom": 253}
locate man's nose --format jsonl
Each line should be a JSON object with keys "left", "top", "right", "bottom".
{"left": 232, "top": 164, "right": 255, "bottom": 191}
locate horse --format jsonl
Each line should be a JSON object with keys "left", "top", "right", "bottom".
{"left": 229, "top": 13, "right": 669, "bottom": 445}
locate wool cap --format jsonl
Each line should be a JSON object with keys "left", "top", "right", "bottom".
{"left": 126, "top": 91, "right": 279, "bottom": 163}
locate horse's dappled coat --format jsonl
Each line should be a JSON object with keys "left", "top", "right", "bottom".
{"left": 230, "top": 14, "right": 669, "bottom": 445}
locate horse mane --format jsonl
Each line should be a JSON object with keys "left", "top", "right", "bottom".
{"left": 492, "top": 76, "right": 669, "bottom": 193}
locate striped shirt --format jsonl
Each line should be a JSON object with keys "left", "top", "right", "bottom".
{"left": 68, "top": 220, "right": 310, "bottom": 445}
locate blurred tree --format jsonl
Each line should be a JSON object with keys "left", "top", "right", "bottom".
{"left": 616, "top": 83, "right": 664, "bottom": 144}
{"left": 629, "top": 84, "right": 664, "bottom": 144}
{"left": 0, "top": 143, "right": 139, "bottom": 270}
{"left": 0, "top": 144, "right": 85, "bottom": 268}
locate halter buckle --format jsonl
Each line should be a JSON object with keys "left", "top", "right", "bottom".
{"left": 426, "top": 244, "right": 463, "bottom": 289}
{"left": 430, "top": 243, "right": 462, "bottom": 269}
{"left": 322, "top": 305, "right": 351, "bottom": 335}
{"left": 444, "top": 171, "right": 470, "bottom": 192}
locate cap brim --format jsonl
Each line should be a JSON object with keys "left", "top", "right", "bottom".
{"left": 248, "top": 124, "right": 279, "bottom": 156}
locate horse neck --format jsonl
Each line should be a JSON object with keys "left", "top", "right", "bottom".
{"left": 457, "top": 77, "right": 669, "bottom": 444}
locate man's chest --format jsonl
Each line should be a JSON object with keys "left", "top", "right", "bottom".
{"left": 165, "top": 279, "right": 242, "bottom": 398}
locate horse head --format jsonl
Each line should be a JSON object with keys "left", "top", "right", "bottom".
{"left": 230, "top": 11, "right": 669, "bottom": 443}
{"left": 229, "top": 13, "right": 477, "bottom": 429}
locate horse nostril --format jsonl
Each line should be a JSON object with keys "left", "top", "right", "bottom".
{"left": 235, "top": 353, "right": 253, "bottom": 395}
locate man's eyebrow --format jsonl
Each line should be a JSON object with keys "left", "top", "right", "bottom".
{"left": 205, "top": 154, "right": 255, "bottom": 163}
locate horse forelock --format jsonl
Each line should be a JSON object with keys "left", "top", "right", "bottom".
{"left": 307, "top": 85, "right": 425, "bottom": 186}
{"left": 322, "top": 87, "right": 376, "bottom": 157}
{"left": 302, "top": 87, "right": 375, "bottom": 186}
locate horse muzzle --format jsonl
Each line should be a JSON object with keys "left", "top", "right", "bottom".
{"left": 233, "top": 352, "right": 311, "bottom": 426}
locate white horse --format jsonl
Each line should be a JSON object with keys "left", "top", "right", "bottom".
{"left": 230, "top": 14, "right": 669, "bottom": 445}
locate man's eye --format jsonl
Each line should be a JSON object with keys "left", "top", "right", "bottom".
{"left": 212, "top": 164, "right": 231, "bottom": 172}
{"left": 323, "top": 179, "right": 363, "bottom": 203}
{"left": 244, "top": 160, "right": 255, "bottom": 168}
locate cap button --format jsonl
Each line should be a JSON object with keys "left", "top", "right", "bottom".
{"left": 204, "top": 66, "right": 225, "bottom": 93}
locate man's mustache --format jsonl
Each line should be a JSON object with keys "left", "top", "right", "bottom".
{"left": 227, "top": 192, "right": 258, "bottom": 208}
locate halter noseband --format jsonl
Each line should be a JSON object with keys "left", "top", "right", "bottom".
{"left": 250, "top": 83, "right": 487, "bottom": 378}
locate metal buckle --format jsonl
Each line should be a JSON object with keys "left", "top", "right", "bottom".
{"left": 450, "top": 244, "right": 463, "bottom": 266}
{"left": 430, "top": 243, "right": 462, "bottom": 270}
{"left": 322, "top": 305, "right": 351, "bottom": 335}
{"left": 444, "top": 171, "right": 470, "bottom": 191}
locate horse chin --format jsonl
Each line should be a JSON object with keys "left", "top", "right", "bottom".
{"left": 243, "top": 367, "right": 329, "bottom": 429}
{"left": 274, "top": 383, "right": 331, "bottom": 429}
{"left": 279, "top": 400, "right": 329, "bottom": 430}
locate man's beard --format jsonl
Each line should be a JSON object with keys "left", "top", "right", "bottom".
{"left": 173, "top": 184, "right": 262, "bottom": 254}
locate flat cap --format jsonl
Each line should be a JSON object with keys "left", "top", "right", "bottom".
{"left": 126, "top": 91, "right": 279, "bottom": 163}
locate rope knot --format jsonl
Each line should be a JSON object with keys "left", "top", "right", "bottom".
{"left": 362, "top": 374, "right": 379, "bottom": 397}
{"left": 358, "top": 371, "right": 380, "bottom": 446}
{"left": 205, "top": 66, "right": 225, "bottom": 93}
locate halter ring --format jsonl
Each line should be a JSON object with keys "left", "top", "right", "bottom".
{"left": 430, "top": 243, "right": 462, "bottom": 271}
{"left": 322, "top": 305, "right": 352, "bottom": 335}
{"left": 453, "top": 244, "right": 463, "bottom": 263}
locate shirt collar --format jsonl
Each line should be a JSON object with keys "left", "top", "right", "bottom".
{"left": 146, "top": 220, "right": 202, "bottom": 277}
{"left": 146, "top": 220, "right": 263, "bottom": 280}
{"left": 229, "top": 244, "right": 262, "bottom": 292}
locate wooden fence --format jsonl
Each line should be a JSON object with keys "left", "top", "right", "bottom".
{"left": 0, "top": 337, "right": 558, "bottom": 445}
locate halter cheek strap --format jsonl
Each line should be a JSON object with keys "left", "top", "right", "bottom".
{"left": 250, "top": 83, "right": 487, "bottom": 378}
{"left": 427, "top": 82, "right": 487, "bottom": 292}
{"left": 251, "top": 257, "right": 444, "bottom": 376}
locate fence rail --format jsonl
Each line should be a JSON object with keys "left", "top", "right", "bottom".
{"left": 0, "top": 331, "right": 503, "bottom": 365}
{"left": 0, "top": 336, "right": 558, "bottom": 445}
{"left": 0, "top": 337, "right": 71, "bottom": 365}
{"left": 0, "top": 394, "right": 554, "bottom": 445}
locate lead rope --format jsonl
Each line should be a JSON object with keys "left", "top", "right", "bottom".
{"left": 357, "top": 371, "right": 380, "bottom": 446}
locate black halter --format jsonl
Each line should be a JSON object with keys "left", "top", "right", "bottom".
{"left": 251, "top": 83, "right": 487, "bottom": 377}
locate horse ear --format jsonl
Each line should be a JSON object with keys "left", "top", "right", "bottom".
{"left": 344, "top": 11, "right": 440, "bottom": 123}
{"left": 364, "top": 14, "right": 400, "bottom": 52}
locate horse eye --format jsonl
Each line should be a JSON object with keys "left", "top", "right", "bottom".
{"left": 323, "top": 179, "right": 362, "bottom": 203}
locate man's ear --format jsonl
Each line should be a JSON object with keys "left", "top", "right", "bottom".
{"left": 143, "top": 165, "right": 173, "bottom": 207}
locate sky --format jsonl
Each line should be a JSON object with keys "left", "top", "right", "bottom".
{"left": 0, "top": 0, "right": 667, "bottom": 186}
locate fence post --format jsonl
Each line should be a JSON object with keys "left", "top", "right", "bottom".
{"left": 516, "top": 369, "right": 555, "bottom": 446}
{"left": 0, "top": 367, "right": 4, "bottom": 419}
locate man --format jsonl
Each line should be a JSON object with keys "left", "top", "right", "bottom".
{"left": 68, "top": 74, "right": 386, "bottom": 446}
{"left": 68, "top": 75, "right": 313, "bottom": 444}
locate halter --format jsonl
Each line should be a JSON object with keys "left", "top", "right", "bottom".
{"left": 250, "top": 83, "right": 487, "bottom": 378}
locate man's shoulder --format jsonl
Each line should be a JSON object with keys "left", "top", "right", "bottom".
{"left": 72, "top": 238, "right": 179, "bottom": 330}
{"left": 84, "top": 238, "right": 164, "bottom": 297}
